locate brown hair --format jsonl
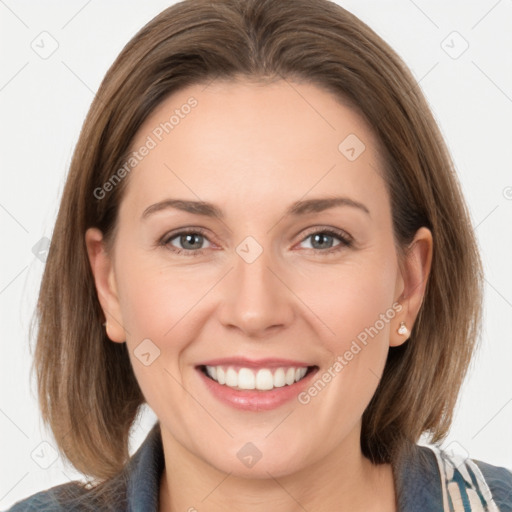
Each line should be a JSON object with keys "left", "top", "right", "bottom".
{"left": 32, "top": 0, "right": 482, "bottom": 499}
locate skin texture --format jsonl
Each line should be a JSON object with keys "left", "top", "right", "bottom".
{"left": 86, "top": 79, "right": 432, "bottom": 512}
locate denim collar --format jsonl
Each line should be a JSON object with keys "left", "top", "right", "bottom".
{"left": 125, "top": 421, "right": 165, "bottom": 512}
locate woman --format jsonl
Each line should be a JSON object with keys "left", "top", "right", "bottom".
{"left": 7, "top": 0, "right": 512, "bottom": 510}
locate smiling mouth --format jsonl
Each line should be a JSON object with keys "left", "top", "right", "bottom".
{"left": 199, "top": 365, "right": 317, "bottom": 391}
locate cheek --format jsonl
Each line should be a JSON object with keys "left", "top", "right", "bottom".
{"left": 114, "top": 256, "right": 202, "bottom": 412}
{"left": 117, "top": 272, "right": 172, "bottom": 338}
{"left": 114, "top": 249, "right": 207, "bottom": 340}
{"left": 291, "top": 251, "right": 398, "bottom": 411}
{"left": 292, "top": 254, "right": 398, "bottom": 348}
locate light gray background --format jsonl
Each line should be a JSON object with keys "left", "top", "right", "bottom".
{"left": 1, "top": 0, "right": 511, "bottom": 508}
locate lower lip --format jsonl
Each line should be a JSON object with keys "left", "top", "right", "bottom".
{"left": 197, "top": 367, "right": 318, "bottom": 411}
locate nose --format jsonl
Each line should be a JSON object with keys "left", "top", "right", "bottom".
{"left": 217, "top": 244, "right": 295, "bottom": 338}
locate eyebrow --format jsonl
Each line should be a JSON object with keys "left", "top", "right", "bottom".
{"left": 141, "top": 196, "right": 370, "bottom": 220}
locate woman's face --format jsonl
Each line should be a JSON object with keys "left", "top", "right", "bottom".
{"left": 87, "top": 79, "right": 431, "bottom": 477}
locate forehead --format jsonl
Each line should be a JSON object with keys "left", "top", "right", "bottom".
{"left": 122, "top": 79, "right": 388, "bottom": 219}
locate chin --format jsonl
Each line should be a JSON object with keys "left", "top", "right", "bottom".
{"left": 197, "top": 438, "right": 312, "bottom": 480}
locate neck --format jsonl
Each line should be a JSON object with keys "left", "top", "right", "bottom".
{"left": 158, "top": 425, "right": 397, "bottom": 512}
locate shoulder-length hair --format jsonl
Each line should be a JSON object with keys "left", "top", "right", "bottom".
{"left": 33, "top": 0, "right": 482, "bottom": 492}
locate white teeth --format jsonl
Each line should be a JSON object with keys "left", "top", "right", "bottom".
{"left": 273, "top": 368, "right": 286, "bottom": 388}
{"left": 206, "top": 365, "right": 217, "bottom": 381}
{"left": 255, "top": 369, "right": 274, "bottom": 390}
{"left": 217, "top": 366, "right": 226, "bottom": 385}
{"left": 226, "top": 367, "right": 238, "bottom": 387}
{"left": 204, "top": 365, "right": 310, "bottom": 391}
{"left": 238, "top": 368, "right": 255, "bottom": 390}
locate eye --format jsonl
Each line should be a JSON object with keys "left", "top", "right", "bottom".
{"left": 161, "top": 229, "right": 213, "bottom": 256}
{"left": 159, "top": 226, "right": 353, "bottom": 257}
{"left": 298, "top": 228, "right": 353, "bottom": 253}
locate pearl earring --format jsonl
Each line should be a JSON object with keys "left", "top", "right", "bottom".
{"left": 397, "top": 321, "right": 409, "bottom": 336}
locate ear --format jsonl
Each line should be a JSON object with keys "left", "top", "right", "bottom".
{"left": 390, "top": 226, "right": 433, "bottom": 347}
{"left": 85, "top": 227, "right": 127, "bottom": 343}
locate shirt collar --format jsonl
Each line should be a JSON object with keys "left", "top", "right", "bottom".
{"left": 125, "top": 421, "right": 165, "bottom": 512}
{"left": 394, "top": 441, "right": 444, "bottom": 510}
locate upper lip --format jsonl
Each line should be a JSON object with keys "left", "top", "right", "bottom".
{"left": 196, "top": 357, "right": 313, "bottom": 369}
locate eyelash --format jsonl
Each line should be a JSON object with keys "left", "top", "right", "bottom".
{"left": 159, "top": 227, "right": 353, "bottom": 257}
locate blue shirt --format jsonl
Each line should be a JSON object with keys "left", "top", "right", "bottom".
{"left": 5, "top": 421, "right": 512, "bottom": 511}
